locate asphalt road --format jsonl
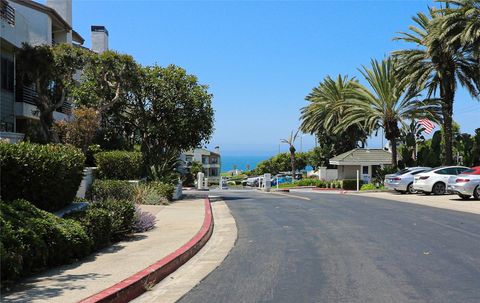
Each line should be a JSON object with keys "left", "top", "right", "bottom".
{"left": 179, "top": 190, "right": 480, "bottom": 303}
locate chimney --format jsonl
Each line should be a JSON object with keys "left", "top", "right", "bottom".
{"left": 91, "top": 25, "right": 109, "bottom": 54}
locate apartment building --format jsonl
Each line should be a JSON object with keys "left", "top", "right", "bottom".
{"left": 0, "top": 0, "right": 109, "bottom": 143}
{"left": 182, "top": 147, "right": 222, "bottom": 184}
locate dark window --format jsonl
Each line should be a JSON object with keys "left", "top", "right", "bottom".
{"left": 435, "top": 169, "right": 448, "bottom": 175}
{"left": 456, "top": 167, "right": 469, "bottom": 174}
{"left": 1, "top": 57, "right": 14, "bottom": 92}
{"left": 362, "top": 166, "right": 369, "bottom": 174}
{"left": 411, "top": 170, "right": 427, "bottom": 175}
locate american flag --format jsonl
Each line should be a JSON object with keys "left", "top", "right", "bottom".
{"left": 419, "top": 119, "right": 435, "bottom": 134}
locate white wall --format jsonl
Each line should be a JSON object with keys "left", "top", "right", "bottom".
{"left": 9, "top": 3, "right": 52, "bottom": 46}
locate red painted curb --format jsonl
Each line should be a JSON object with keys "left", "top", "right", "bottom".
{"left": 78, "top": 198, "right": 214, "bottom": 303}
{"left": 311, "top": 188, "right": 345, "bottom": 191}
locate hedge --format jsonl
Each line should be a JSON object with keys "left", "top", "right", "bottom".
{"left": 95, "top": 151, "right": 142, "bottom": 180}
{"left": 65, "top": 208, "right": 112, "bottom": 250}
{"left": 341, "top": 179, "right": 364, "bottom": 190}
{"left": 92, "top": 199, "right": 136, "bottom": 241}
{"left": 0, "top": 200, "right": 92, "bottom": 285}
{"left": 91, "top": 179, "right": 135, "bottom": 202}
{"left": 0, "top": 142, "right": 85, "bottom": 211}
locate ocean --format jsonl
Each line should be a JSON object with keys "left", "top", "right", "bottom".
{"left": 221, "top": 155, "right": 270, "bottom": 172}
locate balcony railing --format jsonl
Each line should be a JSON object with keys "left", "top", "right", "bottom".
{"left": 16, "top": 85, "right": 72, "bottom": 116}
{"left": 1, "top": 0, "right": 15, "bottom": 26}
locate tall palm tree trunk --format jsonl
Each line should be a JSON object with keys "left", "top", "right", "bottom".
{"left": 289, "top": 146, "right": 296, "bottom": 178}
{"left": 441, "top": 87, "right": 455, "bottom": 165}
{"left": 390, "top": 138, "right": 398, "bottom": 168}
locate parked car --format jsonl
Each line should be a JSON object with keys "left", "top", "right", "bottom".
{"left": 447, "top": 166, "right": 480, "bottom": 200}
{"left": 271, "top": 175, "right": 293, "bottom": 186}
{"left": 413, "top": 166, "right": 470, "bottom": 195}
{"left": 384, "top": 167, "right": 431, "bottom": 194}
{"left": 246, "top": 177, "right": 261, "bottom": 187}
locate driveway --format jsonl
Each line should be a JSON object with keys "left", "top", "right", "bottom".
{"left": 351, "top": 191, "right": 480, "bottom": 214}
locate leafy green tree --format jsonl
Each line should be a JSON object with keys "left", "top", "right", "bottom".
{"left": 454, "top": 133, "right": 475, "bottom": 166}
{"left": 394, "top": 9, "right": 480, "bottom": 165}
{"left": 337, "top": 58, "right": 440, "bottom": 168}
{"left": 16, "top": 43, "right": 87, "bottom": 142}
{"left": 472, "top": 128, "right": 480, "bottom": 165}
{"left": 126, "top": 65, "right": 214, "bottom": 178}
{"left": 418, "top": 131, "right": 443, "bottom": 167}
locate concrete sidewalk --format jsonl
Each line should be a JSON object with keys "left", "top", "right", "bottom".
{"left": 2, "top": 199, "right": 206, "bottom": 303}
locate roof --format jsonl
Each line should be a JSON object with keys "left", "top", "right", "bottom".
{"left": 329, "top": 148, "right": 392, "bottom": 165}
{"left": 184, "top": 148, "right": 220, "bottom": 157}
{"left": 10, "top": 0, "right": 71, "bottom": 31}
{"left": 72, "top": 30, "right": 84, "bottom": 45}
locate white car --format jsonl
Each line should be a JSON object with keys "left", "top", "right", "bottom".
{"left": 413, "top": 166, "right": 470, "bottom": 195}
{"left": 384, "top": 167, "right": 431, "bottom": 194}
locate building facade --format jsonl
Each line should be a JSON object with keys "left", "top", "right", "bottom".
{"left": 181, "top": 147, "right": 221, "bottom": 184}
{"left": 0, "top": 0, "right": 108, "bottom": 143}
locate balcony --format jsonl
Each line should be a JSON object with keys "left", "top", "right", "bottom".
{"left": 0, "top": 0, "right": 15, "bottom": 26}
{"left": 16, "top": 85, "right": 72, "bottom": 117}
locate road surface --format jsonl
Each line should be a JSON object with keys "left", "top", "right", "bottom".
{"left": 180, "top": 189, "right": 480, "bottom": 303}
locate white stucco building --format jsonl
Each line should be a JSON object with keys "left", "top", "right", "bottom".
{"left": 0, "top": 0, "right": 109, "bottom": 143}
{"left": 181, "top": 147, "right": 222, "bottom": 184}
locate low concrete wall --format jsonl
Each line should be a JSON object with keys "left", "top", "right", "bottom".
{"left": 316, "top": 167, "right": 338, "bottom": 181}
{"left": 173, "top": 181, "right": 183, "bottom": 200}
{"left": 76, "top": 167, "right": 97, "bottom": 199}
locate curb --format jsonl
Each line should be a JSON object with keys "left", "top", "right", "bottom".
{"left": 78, "top": 198, "right": 214, "bottom": 303}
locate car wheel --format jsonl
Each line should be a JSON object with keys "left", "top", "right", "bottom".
{"left": 458, "top": 194, "right": 471, "bottom": 200}
{"left": 474, "top": 186, "right": 480, "bottom": 200}
{"left": 432, "top": 182, "right": 446, "bottom": 195}
{"left": 407, "top": 183, "right": 416, "bottom": 194}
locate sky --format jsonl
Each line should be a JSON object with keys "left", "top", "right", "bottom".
{"left": 66, "top": 0, "right": 479, "bottom": 156}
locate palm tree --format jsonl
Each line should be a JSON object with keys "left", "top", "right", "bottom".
{"left": 436, "top": 0, "right": 480, "bottom": 56}
{"left": 336, "top": 58, "right": 440, "bottom": 168}
{"left": 300, "top": 75, "right": 368, "bottom": 154}
{"left": 393, "top": 9, "right": 480, "bottom": 165}
{"left": 281, "top": 130, "right": 299, "bottom": 177}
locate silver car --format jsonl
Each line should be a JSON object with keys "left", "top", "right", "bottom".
{"left": 384, "top": 167, "right": 431, "bottom": 194}
{"left": 448, "top": 174, "right": 480, "bottom": 200}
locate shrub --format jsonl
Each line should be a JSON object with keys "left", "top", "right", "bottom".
{"left": 0, "top": 199, "right": 91, "bottom": 284}
{"left": 91, "top": 179, "right": 135, "bottom": 202}
{"left": 95, "top": 151, "right": 142, "bottom": 180}
{"left": 66, "top": 208, "right": 112, "bottom": 250}
{"left": 134, "top": 206, "right": 156, "bottom": 232}
{"left": 341, "top": 179, "right": 364, "bottom": 190}
{"left": 0, "top": 142, "right": 85, "bottom": 211}
{"left": 150, "top": 182, "right": 175, "bottom": 202}
{"left": 133, "top": 182, "right": 175, "bottom": 205}
{"left": 92, "top": 199, "right": 135, "bottom": 241}
{"left": 85, "top": 144, "right": 102, "bottom": 167}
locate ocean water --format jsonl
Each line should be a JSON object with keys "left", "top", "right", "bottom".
{"left": 221, "top": 155, "right": 270, "bottom": 172}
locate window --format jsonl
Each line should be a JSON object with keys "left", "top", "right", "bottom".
{"left": 362, "top": 166, "right": 369, "bottom": 175}
{"left": 1, "top": 57, "right": 14, "bottom": 92}
{"left": 456, "top": 167, "right": 469, "bottom": 174}
{"left": 411, "top": 170, "right": 427, "bottom": 175}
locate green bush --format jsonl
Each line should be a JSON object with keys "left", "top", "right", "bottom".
{"left": 65, "top": 208, "right": 112, "bottom": 250}
{"left": 85, "top": 144, "right": 102, "bottom": 167}
{"left": 133, "top": 182, "right": 174, "bottom": 205}
{"left": 91, "top": 179, "right": 135, "bottom": 202}
{"left": 92, "top": 199, "right": 135, "bottom": 241}
{"left": 0, "top": 142, "right": 85, "bottom": 211}
{"left": 341, "top": 179, "right": 364, "bottom": 190}
{"left": 95, "top": 151, "right": 142, "bottom": 180}
{"left": 151, "top": 182, "right": 175, "bottom": 201}
{"left": 0, "top": 199, "right": 91, "bottom": 285}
